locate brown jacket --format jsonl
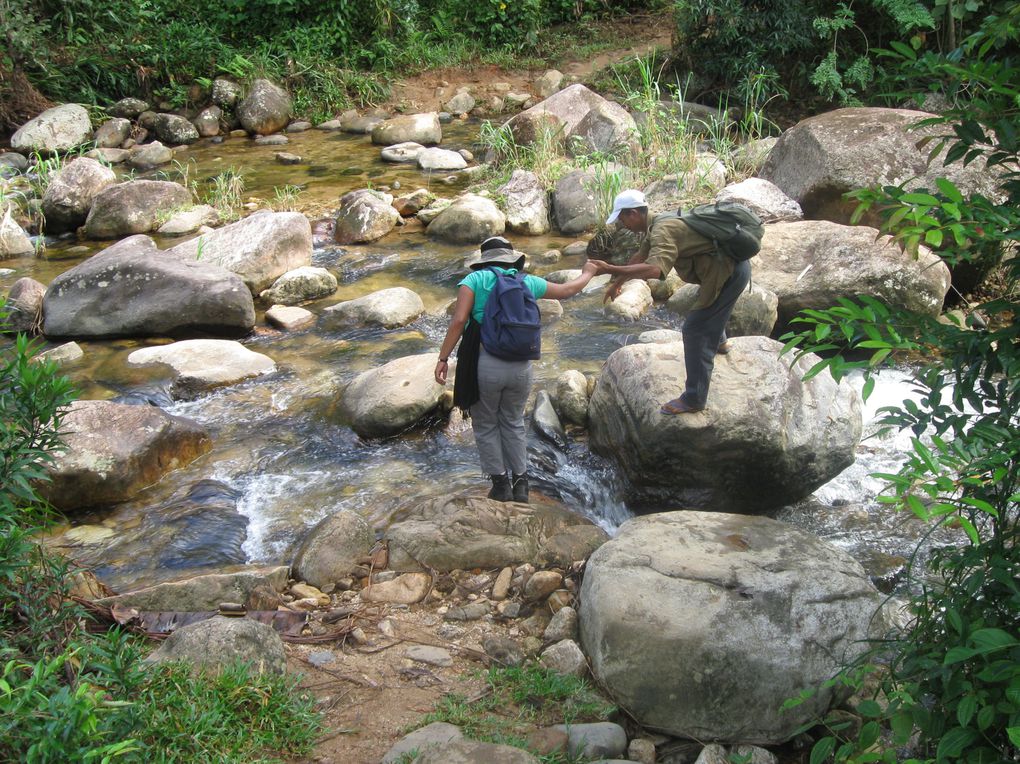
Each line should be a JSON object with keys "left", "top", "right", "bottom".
{"left": 640, "top": 214, "right": 734, "bottom": 310}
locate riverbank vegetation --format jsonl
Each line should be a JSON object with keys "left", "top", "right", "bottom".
{"left": 781, "top": 7, "right": 1019, "bottom": 761}
{"left": 0, "top": 327, "right": 321, "bottom": 762}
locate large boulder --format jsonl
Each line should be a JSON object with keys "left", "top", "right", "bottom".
{"left": 667, "top": 281, "right": 779, "bottom": 337}
{"left": 43, "top": 236, "right": 255, "bottom": 339}
{"left": 426, "top": 193, "right": 505, "bottom": 244}
{"left": 237, "top": 79, "right": 292, "bottom": 136}
{"left": 580, "top": 511, "right": 885, "bottom": 743}
{"left": 42, "top": 157, "right": 117, "bottom": 234}
{"left": 337, "top": 352, "right": 447, "bottom": 438}
{"left": 383, "top": 494, "right": 609, "bottom": 572}
{"left": 153, "top": 113, "right": 200, "bottom": 145}
{"left": 146, "top": 616, "right": 286, "bottom": 674}
{"left": 500, "top": 170, "right": 550, "bottom": 235}
{"left": 127, "top": 339, "right": 277, "bottom": 400}
{"left": 167, "top": 210, "right": 312, "bottom": 294}
{"left": 371, "top": 113, "right": 442, "bottom": 146}
{"left": 321, "top": 286, "right": 424, "bottom": 329}
{"left": 753, "top": 220, "right": 951, "bottom": 328}
{"left": 292, "top": 510, "right": 374, "bottom": 589}
{"left": 2, "top": 277, "right": 45, "bottom": 334}
{"left": 587, "top": 337, "right": 861, "bottom": 511}
{"left": 568, "top": 98, "right": 640, "bottom": 161}
{"left": 507, "top": 84, "right": 629, "bottom": 153}
{"left": 551, "top": 169, "right": 598, "bottom": 235}
{"left": 760, "top": 107, "right": 1005, "bottom": 225}
{"left": 84, "top": 180, "right": 192, "bottom": 239}
{"left": 11, "top": 104, "right": 92, "bottom": 154}
{"left": 333, "top": 189, "right": 399, "bottom": 244}
{"left": 96, "top": 566, "right": 290, "bottom": 611}
{"left": 259, "top": 266, "right": 337, "bottom": 305}
{"left": 39, "top": 399, "right": 212, "bottom": 511}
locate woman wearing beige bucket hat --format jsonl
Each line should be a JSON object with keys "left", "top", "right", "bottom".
{"left": 435, "top": 236, "right": 598, "bottom": 502}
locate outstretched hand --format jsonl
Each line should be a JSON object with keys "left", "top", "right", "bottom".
{"left": 603, "top": 278, "right": 624, "bottom": 303}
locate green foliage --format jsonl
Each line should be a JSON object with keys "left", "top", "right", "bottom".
{"left": 779, "top": 9, "right": 1020, "bottom": 761}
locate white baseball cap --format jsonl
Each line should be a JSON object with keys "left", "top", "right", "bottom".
{"left": 606, "top": 189, "right": 647, "bottom": 225}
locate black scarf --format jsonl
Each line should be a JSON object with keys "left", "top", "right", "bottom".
{"left": 452, "top": 318, "right": 481, "bottom": 412}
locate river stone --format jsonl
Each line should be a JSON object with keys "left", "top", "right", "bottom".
{"left": 108, "top": 97, "right": 149, "bottom": 119}
{"left": 338, "top": 352, "right": 445, "bottom": 438}
{"left": 43, "top": 236, "right": 255, "bottom": 339}
{"left": 321, "top": 286, "right": 424, "bottom": 328}
{"left": 760, "top": 107, "right": 1005, "bottom": 226}
{"left": 371, "top": 112, "right": 442, "bottom": 146}
{"left": 265, "top": 304, "right": 314, "bottom": 331}
{"left": 41, "top": 156, "right": 118, "bottom": 233}
{"left": 259, "top": 266, "right": 337, "bottom": 305}
{"left": 416, "top": 739, "right": 540, "bottom": 764}
{"left": 716, "top": 177, "right": 802, "bottom": 222}
{"left": 383, "top": 494, "right": 608, "bottom": 572}
{"left": 146, "top": 615, "right": 286, "bottom": 674}
{"left": 340, "top": 113, "right": 386, "bottom": 134}
{"left": 540, "top": 639, "right": 587, "bottom": 677}
{"left": 379, "top": 141, "right": 424, "bottom": 163}
{"left": 95, "top": 566, "right": 289, "bottom": 611}
{"left": 167, "top": 210, "right": 313, "bottom": 294}
{"left": 84, "top": 180, "right": 192, "bottom": 239}
{"left": 0, "top": 207, "right": 33, "bottom": 258}
{"left": 552, "top": 722, "right": 628, "bottom": 760}
{"left": 524, "top": 570, "right": 563, "bottom": 601}
{"left": 533, "top": 390, "right": 567, "bottom": 448}
{"left": 193, "top": 106, "right": 222, "bottom": 138}
{"left": 382, "top": 722, "right": 464, "bottom": 764}
{"left": 154, "top": 113, "right": 199, "bottom": 145}
{"left": 551, "top": 369, "right": 589, "bottom": 427}
{"left": 506, "top": 83, "right": 607, "bottom": 149}
{"left": 94, "top": 117, "right": 131, "bottom": 149}
{"left": 39, "top": 399, "right": 211, "bottom": 511}
{"left": 127, "top": 339, "right": 277, "bottom": 399}
{"left": 535, "top": 70, "right": 564, "bottom": 98}
{"left": 36, "top": 341, "right": 83, "bottom": 365}
{"left": 292, "top": 509, "right": 373, "bottom": 589}
{"left": 426, "top": 193, "right": 505, "bottom": 244}
{"left": 552, "top": 169, "right": 598, "bottom": 235}
{"left": 418, "top": 147, "right": 467, "bottom": 171}
{"left": 11, "top": 104, "right": 92, "bottom": 154}
{"left": 579, "top": 511, "right": 885, "bottom": 743}
{"left": 605, "top": 278, "right": 652, "bottom": 320}
{"left": 568, "top": 98, "right": 640, "bottom": 161}
{"left": 637, "top": 329, "right": 684, "bottom": 343}
{"left": 587, "top": 337, "right": 861, "bottom": 511}
{"left": 127, "top": 141, "right": 175, "bottom": 170}
{"left": 667, "top": 281, "right": 779, "bottom": 337}
{"left": 254, "top": 134, "right": 288, "bottom": 146}
{"left": 237, "top": 79, "right": 292, "bottom": 136}
{"left": 86, "top": 148, "right": 129, "bottom": 164}
{"left": 544, "top": 605, "right": 578, "bottom": 643}
{"left": 333, "top": 189, "right": 399, "bottom": 244}
{"left": 211, "top": 79, "right": 241, "bottom": 108}
{"left": 2, "top": 277, "right": 45, "bottom": 334}
{"left": 500, "top": 169, "right": 550, "bottom": 235}
{"left": 445, "top": 91, "right": 476, "bottom": 114}
{"left": 753, "top": 220, "right": 951, "bottom": 329}
{"left": 361, "top": 572, "right": 432, "bottom": 604}
{"left": 157, "top": 204, "right": 219, "bottom": 235}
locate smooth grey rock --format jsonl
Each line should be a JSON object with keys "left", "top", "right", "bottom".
{"left": 426, "top": 193, "right": 505, "bottom": 244}
{"left": 716, "top": 177, "right": 802, "bottom": 222}
{"left": 552, "top": 722, "right": 627, "bottom": 760}
{"left": 405, "top": 645, "right": 453, "bottom": 667}
{"left": 35, "top": 341, "right": 83, "bottom": 365}
{"left": 551, "top": 370, "right": 588, "bottom": 427}
{"left": 94, "top": 118, "right": 131, "bottom": 148}
{"left": 333, "top": 189, "right": 399, "bottom": 244}
{"left": 127, "top": 141, "right": 174, "bottom": 169}
{"left": 382, "top": 722, "right": 463, "bottom": 764}
{"left": 11, "top": 104, "right": 92, "bottom": 154}
{"left": 580, "top": 511, "right": 885, "bottom": 743}
{"left": 265, "top": 304, "right": 315, "bottom": 331}
{"left": 193, "top": 106, "right": 223, "bottom": 138}
{"left": 84, "top": 179, "right": 191, "bottom": 238}
{"left": 381, "top": 141, "right": 424, "bottom": 163}
{"left": 588, "top": 337, "right": 861, "bottom": 511}
{"left": 418, "top": 147, "right": 467, "bottom": 171}
{"left": 39, "top": 399, "right": 211, "bottom": 510}
{"left": 259, "top": 266, "right": 337, "bottom": 305}
{"left": 0, "top": 208, "right": 33, "bottom": 258}
{"left": 371, "top": 112, "right": 441, "bottom": 146}
{"left": 237, "top": 79, "right": 292, "bottom": 135}
{"left": 416, "top": 738, "right": 540, "bottom": 763}
{"left": 292, "top": 510, "right": 373, "bottom": 589}
{"left": 157, "top": 204, "right": 219, "bottom": 236}
{"left": 551, "top": 169, "right": 598, "bottom": 234}
{"left": 127, "top": 339, "right": 276, "bottom": 400}
{"left": 154, "top": 113, "right": 199, "bottom": 145}
{"left": 540, "top": 639, "right": 587, "bottom": 676}
{"left": 543, "top": 605, "right": 578, "bottom": 643}
{"left": 667, "top": 281, "right": 778, "bottom": 337}
{"left": 321, "top": 286, "right": 423, "bottom": 329}
{"left": 533, "top": 390, "right": 567, "bottom": 448}
{"left": 167, "top": 210, "right": 312, "bottom": 294}
{"left": 96, "top": 566, "right": 289, "bottom": 611}
{"left": 146, "top": 616, "right": 286, "bottom": 674}
{"left": 337, "top": 352, "right": 445, "bottom": 438}
{"left": 500, "top": 169, "right": 550, "bottom": 235}
{"left": 3, "top": 277, "right": 45, "bottom": 334}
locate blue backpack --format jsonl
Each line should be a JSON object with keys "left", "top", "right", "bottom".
{"left": 480, "top": 268, "right": 542, "bottom": 361}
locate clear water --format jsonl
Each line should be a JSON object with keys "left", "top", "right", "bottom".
{"left": 3, "top": 125, "right": 942, "bottom": 592}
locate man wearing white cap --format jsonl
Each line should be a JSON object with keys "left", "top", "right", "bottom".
{"left": 589, "top": 189, "right": 751, "bottom": 414}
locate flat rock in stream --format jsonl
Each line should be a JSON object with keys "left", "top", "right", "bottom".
{"left": 96, "top": 566, "right": 290, "bottom": 611}
{"left": 126, "top": 338, "right": 277, "bottom": 399}
{"left": 383, "top": 494, "right": 609, "bottom": 572}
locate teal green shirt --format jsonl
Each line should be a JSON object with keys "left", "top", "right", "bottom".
{"left": 458, "top": 268, "right": 548, "bottom": 324}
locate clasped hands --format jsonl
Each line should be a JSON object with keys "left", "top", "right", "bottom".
{"left": 584, "top": 259, "right": 624, "bottom": 303}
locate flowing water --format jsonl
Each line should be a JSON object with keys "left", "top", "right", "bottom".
{"left": 3, "top": 124, "right": 947, "bottom": 592}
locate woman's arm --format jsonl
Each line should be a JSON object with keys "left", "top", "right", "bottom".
{"left": 435, "top": 285, "right": 474, "bottom": 384}
{"left": 542, "top": 261, "right": 600, "bottom": 300}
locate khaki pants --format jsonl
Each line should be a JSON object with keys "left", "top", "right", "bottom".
{"left": 470, "top": 348, "right": 532, "bottom": 475}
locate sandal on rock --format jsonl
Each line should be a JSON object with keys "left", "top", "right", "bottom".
{"left": 660, "top": 397, "right": 704, "bottom": 415}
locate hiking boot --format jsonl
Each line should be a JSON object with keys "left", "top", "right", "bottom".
{"left": 488, "top": 473, "right": 513, "bottom": 502}
{"left": 511, "top": 473, "right": 529, "bottom": 503}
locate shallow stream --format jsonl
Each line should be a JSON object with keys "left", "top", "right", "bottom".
{"left": 2, "top": 125, "right": 950, "bottom": 592}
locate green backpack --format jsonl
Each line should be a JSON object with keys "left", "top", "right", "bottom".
{"left": 680, "top": 201, "right": 764, "bottom": 261}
